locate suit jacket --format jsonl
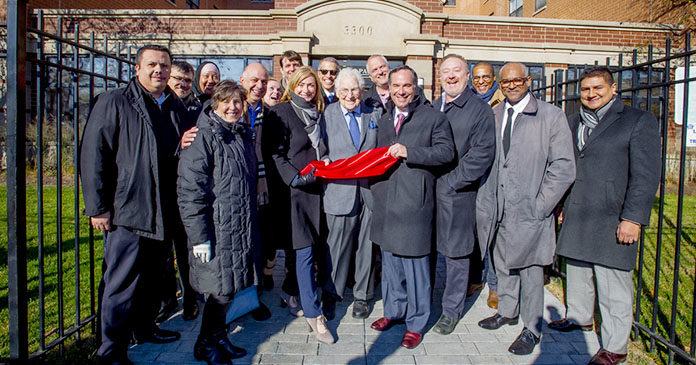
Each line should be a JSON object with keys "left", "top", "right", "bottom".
{"left": 433, "top": 88, "right": 496, "bottom": 258}
{"left": 262, "top": 102, "right": 327, "bottom": 250}
{"left": 370, "top": 98, "right": 455, "bottom": 257}
{"left": 476, "top": 94, "right": 575, "bottom": 268}
{"left": 322, "top": 90, "right": 339, "bottom": 107}
{"left": 323, "top": 102, "right": 381, "bottom": 215}
{"left": 556, "top": 100, "right": 660, "bottom": 271}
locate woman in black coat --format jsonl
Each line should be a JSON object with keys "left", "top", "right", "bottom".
{"left": 178, "top": 80, "right": 257, "bottom": 365}
{"left": 263, "top": 66, "right": 336, "bottom": 344}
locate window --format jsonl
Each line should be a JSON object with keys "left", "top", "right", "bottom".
{"left": 509, "top": 0, "right": 523, "bottom": 17}
{"left": 535, "top": 0, "right": 546, "bottom": 11}
{"left": 186, "top": 0, "right": 199, "bottom": 9}
{"left": 444, "top": 0, "right": 456, "bottom": 6}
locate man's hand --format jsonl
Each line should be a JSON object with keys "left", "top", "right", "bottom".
{"left": 323, "top": 158, "right": 331, "bottom": 166}
{"left": 617, "top": 220, "right": 641, "bottom": 244}
{"left": 91, "top": 211, "right": 112, "bottom": 232}
{"left": 180, "top": 126, "right": 199, "bottom": 149}
{"left": 388, "top": 143, "right": 408, "bottom": 159}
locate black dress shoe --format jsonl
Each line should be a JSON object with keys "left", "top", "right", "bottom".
{"left": 352, "top": 299, "right": 370, "bottom": 319}
{"left": 182, "top": 298, "right": 200, "bottom": 321}
{"left": 433, "top": 314, "right": 459, "bottom": 335}
{"left": 251, "top": 302, "right": 272, "bottom": 321}
{"left": 478, "top": 313, "right": 519, "bottom": 330}
{"left": 214, "top": 331, "right": 247, "bottom": 359}
{"left": 263, "top": 274, "right": 274, "bottom": 291}
{"left": 547, "top": 318, "right": 592, "bottom": 332}
{"left": 155, "top": 299, "right": 178, "bottom": 323}
{"left": 133, "top": 326, "right": 181, "bottom": 344}
{"left": 194, "top": 337, "right": 232, "bottom": 365}
{"left": 508, "top": 328, "right": 540, "bottom": 355}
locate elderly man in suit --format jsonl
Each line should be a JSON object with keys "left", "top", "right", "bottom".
{"left": 476, "top": 62, "right": 575, "bottom": 355}
{"left": 323, "top": 67, "right": 382, "bottom": 319}
{"left": 548, "top": 66, "right": 660, "bottom": 365}
{"left": 369, "top": 65, "right": 455, "bottom": 349}
{"left": 432, "top": 54, "right": 496, "bottom": 335}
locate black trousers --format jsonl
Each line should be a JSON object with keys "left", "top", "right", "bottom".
{"left": 98, "top": 226, "right": 168, "bottom": 358}
{"left": 199, "top": 293, "right": 233, "bottom": 340}
{"left": 160, "top": 232, "right": 197, "bottom": 308}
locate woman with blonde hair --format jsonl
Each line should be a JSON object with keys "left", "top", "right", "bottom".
{"left": 262, "top": 66, "right": 337, "bottom": 344}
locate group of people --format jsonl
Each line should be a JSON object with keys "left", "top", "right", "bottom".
{"left": 80, "top": 44, "right": 660, "bottom": 365}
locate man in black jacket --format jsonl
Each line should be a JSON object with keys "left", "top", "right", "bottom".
{"left": 432, "top": 54, "right": 496, "bottom": 335}
{"left": 549, "top": 66, "right": 660, "bottom": 365}
{"left": 369, "top": 66, "right": 455, "bottom": 349}
{"left": 81, "top": 45, "right": 189, "bottom": 365}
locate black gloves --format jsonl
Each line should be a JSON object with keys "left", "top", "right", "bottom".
{"left": 291, "top": 168, "right": 317, "bottom": 187}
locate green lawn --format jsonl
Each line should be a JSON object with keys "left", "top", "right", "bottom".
{"left": 0, "top": 185, "right": 104, "bottom": 359}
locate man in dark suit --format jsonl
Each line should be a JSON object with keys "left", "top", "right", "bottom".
{"left": 549, "top": 66, "right": 660, "bottom": 365}
{"left": 476, "top": 62, "right": 575, "bottom": 355}
{"left": 323, "top": 67, "right": 381, "bottom": 319}
{"left": 369, "top": 65, "right": 455, "bottom": 349}
{"left": 318, "top": 57, "right": 340, "bottom": 105}
{"left": 432, "top": 54, "right": 496, "bottom": 335}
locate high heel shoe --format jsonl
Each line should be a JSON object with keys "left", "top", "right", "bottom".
{"left": 306, "top": 315, "right": 335, "bottom": 344}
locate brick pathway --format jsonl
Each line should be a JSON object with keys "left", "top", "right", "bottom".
{"left": 130, "top": 253, "right": 601, "bottom": 364}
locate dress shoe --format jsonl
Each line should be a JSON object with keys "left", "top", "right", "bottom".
{"left": 96, "top": 353, "right": 133, "bottom": 365}
{"left": 352, "top": 299, "right": 370, "bottom": 319}
{"left": 182, "top": 299, "right": 199, "bottom": 321}
{"left": 263, "top": 274, "right": 274, "bottom": 291}
{"left": 133, "top": 326, "right": 181, "bottom": 344}
{"left": 433, "top": 314, "right": 459, "bottom": 335}
{"left": 508, "top": 327, "right": 540, "bottom": 355}
{"left": 548, "top": 318, "right": 592, "bottom": 332}
{"left": 306, "top": 315, "right": 335, "bottom": 344}
{"left": 213, "top": 331, "right": 247, "bottom": 359}
{"left": 589, "top": 349, "right": 627, "bottom": 365}
{"left": 401, "top": 331, "right": 422, "bottom": 349}
{"left": 478, "top": 313, "right": 518, "bottom": 330}
{"left": 487, "top": 290, "right": 498, "bottom": 309}
{"left": 251, "top": 301, "right": 272, "bottom": 321}
{"left": 466, "top": 282, "right": 485, "bottom": 297}
{"left": 194, "top": 337, "right": 232, "bottom": 365}
{"left": 370, "top": 317, "right": 403, "bottom": 331}
{"left": 322, "top": 295, "right": 337, "bottom": 321}
{"left": 155, "top": 298, "right": 178, "bottom": 323}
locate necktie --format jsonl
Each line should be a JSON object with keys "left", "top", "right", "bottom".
{"left": 348, "top": 111, "right": 361, "bottom": 150}
{"left": 503, "top": 108, "right": 514, "bottom": 157}
{"left": 328, "top": 93, "right": 334, "bottom": 103}
{"left": 395, "top": 113, "right": 405, "bottom": 135}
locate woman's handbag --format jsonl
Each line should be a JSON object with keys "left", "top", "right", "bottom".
{"left": 225, "top": 285, "right": 260, "bottom": 323}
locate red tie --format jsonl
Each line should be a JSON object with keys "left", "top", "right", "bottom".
{"left": 395, "top": 113, "right": 405, "bottom": 135}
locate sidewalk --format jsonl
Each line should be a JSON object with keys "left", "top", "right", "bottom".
{"left": 129, "top": 253, "right": 601, "bottom": 364}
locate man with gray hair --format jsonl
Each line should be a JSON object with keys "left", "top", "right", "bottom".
{"left": 323, "top": 67, "right": 382, "bottom": 319}
{"left": 476, "top": 62, "right": 575, "bottom": 355}
{"left": 318, "top": 57, "right": 340, "bottom": 105}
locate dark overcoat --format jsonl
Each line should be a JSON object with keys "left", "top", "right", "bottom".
{"left": 262, "top": 102, "right": 327, "bottom": 250}
{"left": 177, "top": 107, "right": 257, "bottom": 296}
{"left": 433, "top": 88, "right": 496, "bottom": 258}
{"left": 370, "top": 98, "right": 455, "bottom": 257}
{"left": 556, "top": 100, "right": 660, "bottom": 271}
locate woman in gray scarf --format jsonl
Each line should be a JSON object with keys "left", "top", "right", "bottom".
{"left": 262, "top": 66, "right": 337, "bottom": 344}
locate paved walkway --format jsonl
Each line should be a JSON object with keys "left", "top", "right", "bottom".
{"left": 130, "top": 253, "right": 601, "bottom": 364}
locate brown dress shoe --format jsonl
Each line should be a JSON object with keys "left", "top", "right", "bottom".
{"left": 588, "top": 349, "right": 627, "bottom": 365}
{"left": 466, "top": 283, "right": 485, "bottom": 297}
{"left": 401, "top": 331, "right": 422, "bottom": 349}
{"left": 487, "top": 290, "right": 498, "bottom": 309}
{"left": 370, "top": 317, "right": 403, "bottom": 331}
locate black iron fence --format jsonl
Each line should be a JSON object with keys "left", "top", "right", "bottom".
{"left": 536, "top": 34, "right": 696, "bottom": 364}
{"left": 3, "top": 4, "right": 135, "bottom": 361}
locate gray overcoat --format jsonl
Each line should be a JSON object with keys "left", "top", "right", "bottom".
{"left": 476, "top": 95, "right": 576, "bottom": 269}
{"left": 322, "top": 102, "right": 381, "bottom": 215}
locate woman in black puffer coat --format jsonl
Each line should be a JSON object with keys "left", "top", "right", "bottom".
{"left": 178, "top": 80, "right": 257, "bottom": 365}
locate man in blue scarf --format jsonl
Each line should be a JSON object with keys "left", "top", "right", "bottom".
{"left": 471, "top": 62, "right": 505, "bottom": 108}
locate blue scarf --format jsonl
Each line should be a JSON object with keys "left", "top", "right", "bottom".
{"left": 471, "top": 81, "right": 499, "bottom": 103}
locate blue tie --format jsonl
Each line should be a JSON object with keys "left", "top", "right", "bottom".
{"left": 348, "top": 111, "right": 361, "bottom": 150}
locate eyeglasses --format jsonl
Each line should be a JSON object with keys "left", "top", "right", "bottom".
{"left": 339, "top": 87, "right": 361, "bottom": 95}
{"left": 171, "top": 75, "right": 193, "bottom": 84}
{"left": 472, "top": 75, "right": 492, "bottom": 82}
{"left": 319, "top": 69, "right": 339, "bottom": 76}
{"left": 500, "top": 77, "right": 529, "bottom": 87}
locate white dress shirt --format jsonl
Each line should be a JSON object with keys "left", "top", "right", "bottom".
{"left": 502, "top": 92, "right": 531, "bottom": 139}
{"left": 340, "top": 104, "right": 362, "bottom": 133}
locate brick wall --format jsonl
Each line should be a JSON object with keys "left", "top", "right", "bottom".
{"left": 530, "top": 0, "right": 649, "bottom": 22}
{"left": 26, "top": 0, "right": 232, "bottom": 9}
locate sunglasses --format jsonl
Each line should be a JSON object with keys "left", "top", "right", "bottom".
{"left": 319, "top": 69, "right": 339, "bottom": 76}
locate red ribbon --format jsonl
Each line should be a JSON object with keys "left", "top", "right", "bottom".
{"left": 300, "top": 146, "right": 399, "bottom": 179}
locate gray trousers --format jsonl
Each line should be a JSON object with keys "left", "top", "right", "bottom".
{"left": 493, "top": 233, "right": 544, "bottom": 336}
{"left": 381, "top": 250, "right": 431, "bottom": 334}
{"left": 442, "top": 255, "right": 470, "bottom": 319}
{"left": 566, "top": 258, "right": 633, "bottom": 354}
{"left": 326, "top": 199, "right": 373, "bottom": 301}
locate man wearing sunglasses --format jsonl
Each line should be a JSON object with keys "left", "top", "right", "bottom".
{"left": 318, "top": 57, "right": 340, "bottom": 105}
{"left": 476, "top": 62, "right": 575, "bottom": 355}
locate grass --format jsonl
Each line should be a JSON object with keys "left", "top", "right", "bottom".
{"left": 0, "top": 185, "right": 104, "bottom": 361}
